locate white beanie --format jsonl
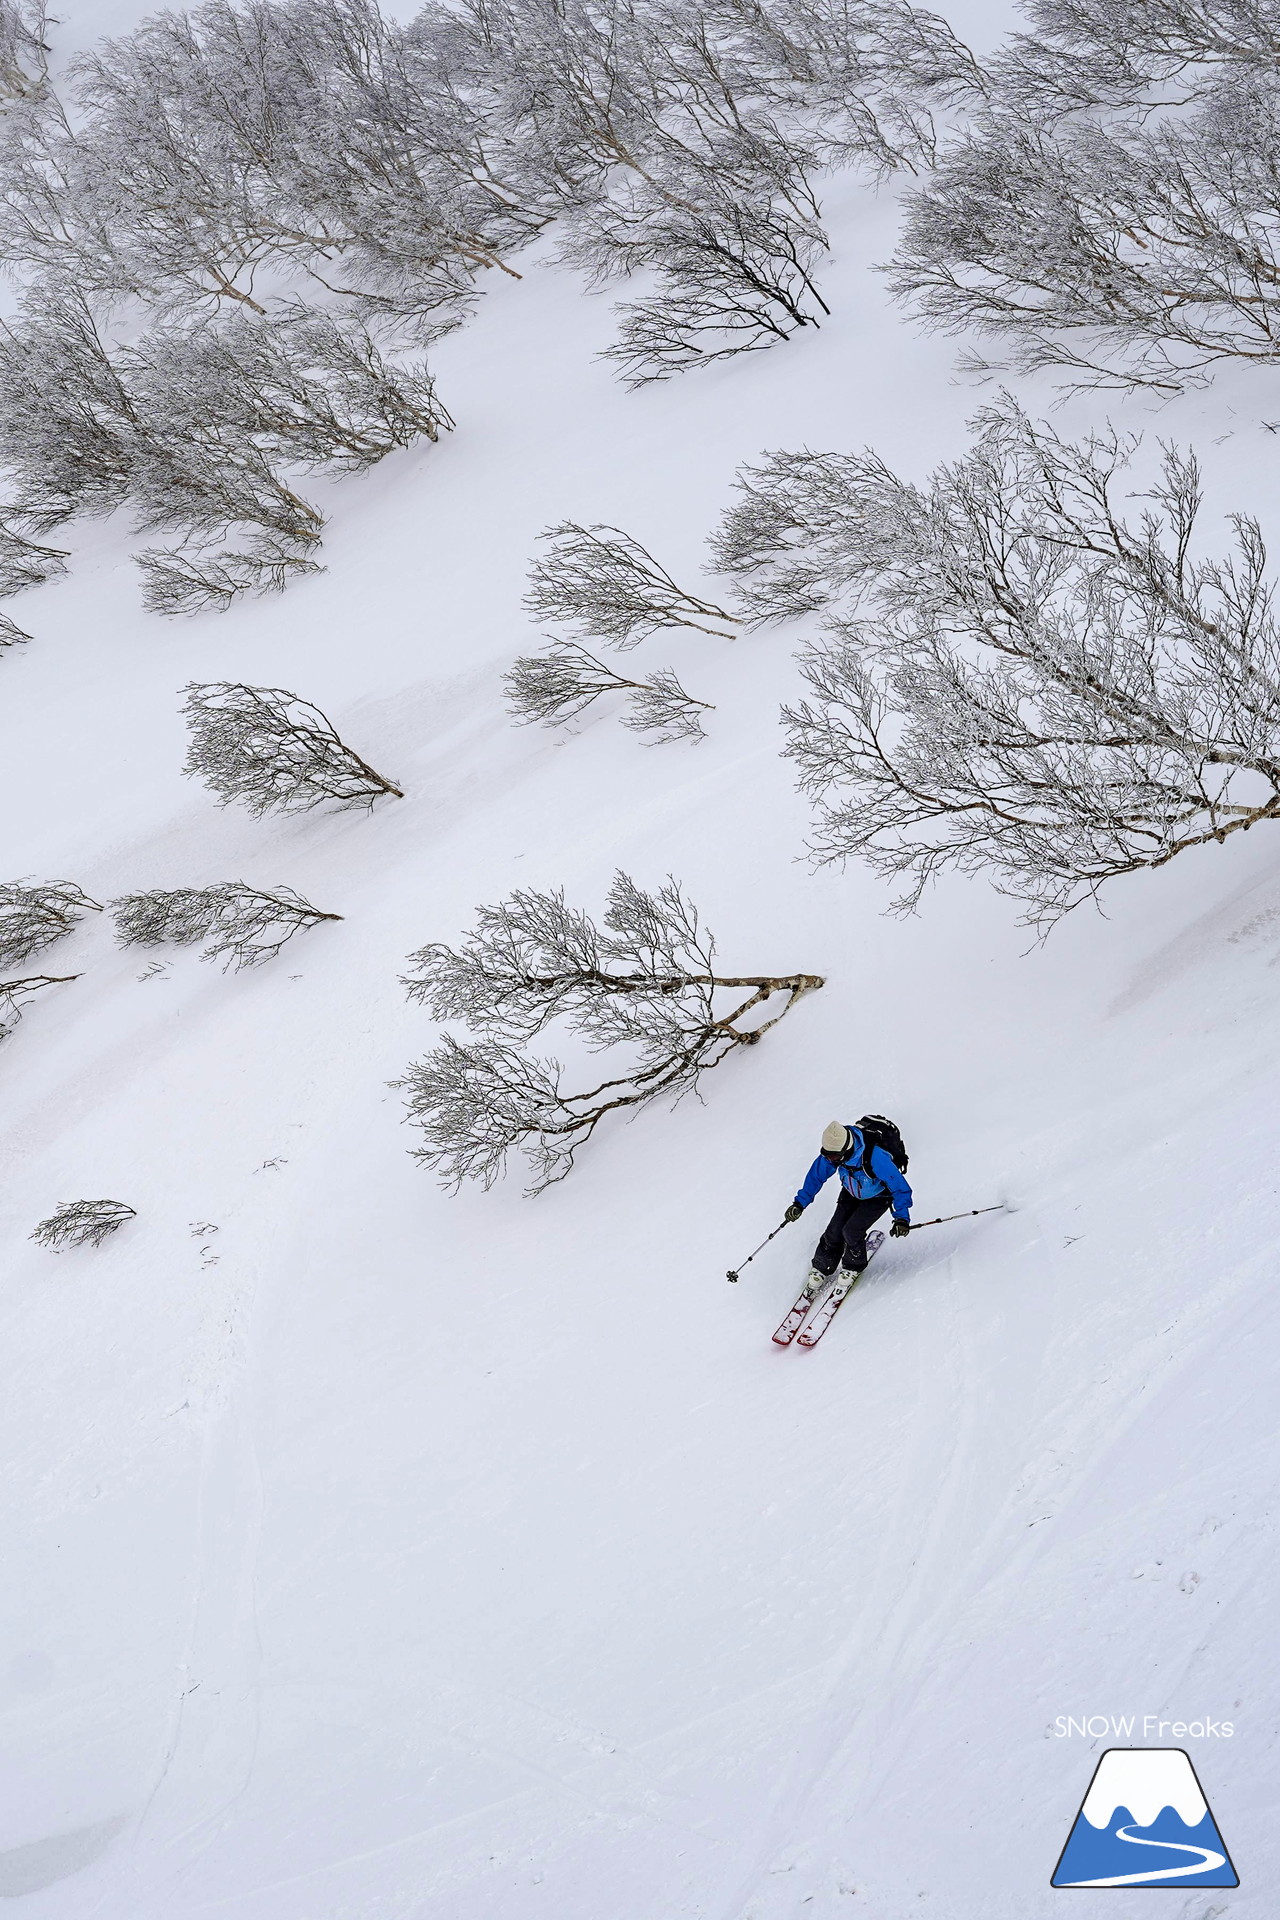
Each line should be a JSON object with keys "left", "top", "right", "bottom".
{"left": 821, "top": 1120, "right": 851, "bottom": 1157}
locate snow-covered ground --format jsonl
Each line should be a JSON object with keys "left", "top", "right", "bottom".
{"left": 3, "top": 6, "right": 1278, "bottom": 1913}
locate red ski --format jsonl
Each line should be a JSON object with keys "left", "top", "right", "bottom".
{"left": 795, "top": 1232, "right": 885, "bottom": 1348}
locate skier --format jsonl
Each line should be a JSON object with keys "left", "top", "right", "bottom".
{"left": 784, "top": 1119, "right": 912, "bottom": 1293}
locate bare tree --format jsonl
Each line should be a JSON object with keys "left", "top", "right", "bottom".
{"left": 136, "top": 534, "right": 324, "bottom": 616}
{"left": 709, "top": 447, "right": 908, "bottom": 623}
{"left": 0, "top": 279, "right": 320, "bottom": 611}
{"left": 719, "top": 0, "right": 986, "bottom": 166}
{"left": 0, "top": 879, "right": 102, "bottom": 967}
{"left": 504, "top": 639, "right": 713, "bottom": 741}
{"left": 0, "top": 514, "right": 67, "bottom": 595}
{"left": 0, "top": 0, "right": 981, "bottom": 391}
{"left": 781, "top": 398, "right": 1280, "bottom": 927}
{"left": 122, "top": 303, "right": 454, "bottom": 476}
{"left": 50, "top": 0, "right": 543, "bottom": 327}
{"left": 889, "top": 0, "right": 1280, "bottom": 391}
{"left": 182, "top": 681, "right": 404, "bottom": 813}
{"left": 125, "top": 302, "right": 451, "bottom": 609}
{"left": 0, "top": 0, "right": 48, "bottom": 105}
{"left": 396, "top": 870, "right": 822, "bottom": 1190}
{"left": 0, "top": 480, "right": 66, "bottom": 649}
{"left": 30, "top": 1198, "right": 136, "bottom": 1248}
{"left": 572, "top": 153, "right": 833, "bottom": 386}
{"left": 0, "top": 279, "right": 142, "bottom": 530}
{"left": 0, "top": 280, "right": 451, "bottom": 615}
{"left": 482, "top": 0, "right": 837, "bottom": 382}
{"left": 443, "top": 0, "right": 979, "bottom": 379}
{"left": 0, "top": 970, "right": 77, "bottom": 1040}
{"left": 989, "top": 0, "right": 1278, "bottom": 119}
{"left": 112, "top": 882, "right": 342, "bottom": 969}
{"left": 526, "top": 522, "right": 738, "bottom": 649}
{"left": 119, "top": 314, "right": 381, "bottom": 611}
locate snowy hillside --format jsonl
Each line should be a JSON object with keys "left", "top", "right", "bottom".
{"left": 3, "top": 2, "right": 1279, "bottom": 1914}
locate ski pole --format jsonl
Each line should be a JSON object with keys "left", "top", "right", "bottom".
{"left": 726, "top": 1217, "right": 793, "bottom": 1282}
{"left": 906, "top": 1204, "right": 1005, "bottom": 1232}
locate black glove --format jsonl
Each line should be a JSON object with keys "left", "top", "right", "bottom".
{"left": 890, "top": 1217, "right": 911, "bottom": 1237}
{"left": 784, "top": 1202, "right": 804, "bottom": 1223}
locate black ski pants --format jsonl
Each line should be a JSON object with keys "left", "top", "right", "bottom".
{"left": 813, "top": 1189, "right": 891, "bottom": 1275}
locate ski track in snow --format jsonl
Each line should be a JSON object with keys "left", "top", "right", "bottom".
{"left": 715, "top": 1254, "right": 975, "bottom": 1913}
{"left": 89, "top": 1266, "right": 267, "bottom": 1917}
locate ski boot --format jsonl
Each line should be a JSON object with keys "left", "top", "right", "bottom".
{"left": 830, "top": 1260, "right": 868, "bottom": 1302}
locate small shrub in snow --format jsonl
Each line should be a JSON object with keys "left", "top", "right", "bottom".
{"left": 182, "top": 682, "right": 404, "bottom": 815}
{"left": 30, "top": 1198, "right": 136, "bottom": 1249}
{"left": 526, "top": 523, "right": 738, "bottom": 650}
{"left": 396, "top": 871, "right": 823, "bottom": 1191}
{"left": 504, "top": 640, "right": 712, "bottom": 742}
{"left": 112, "top": 883, "right": 342, "bottom": 970}
{"left": 0, "top": 970, "right": 77, "bottom": 1040}
{"left": 781, "top": 397, "right": 1280, "bottom": 927}
{"left": 0, "top": 879, "right": 101, "bottom": 968}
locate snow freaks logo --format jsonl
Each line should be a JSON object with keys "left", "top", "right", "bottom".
{"left": 1052, "top": 1749, "right": 1238, "bottom": 1889}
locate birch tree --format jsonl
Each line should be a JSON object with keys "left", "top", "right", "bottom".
{"left": 112, "top": 882, "right": 343, "bottom": 969}
{"left": 526, "top": 522, "right": 738, "bottom": 648}
{"left": 891, "top": 0, "right": 1280, "bottom": 388}
{"left": 0, "top": 1, "right": 47, "bottom": 105}
{"left": 781, "top": 399, "right": 1280, "bottom": 927}
{"left": 0, "top": 879, "right": 102, "bottom": 967}
{"left": 397, "top": 871, "right": 823, "bottom": 1189}
{"left": 183, "top": 681, "right": 404, "bottom": 813}
{"left": 505, "top": 640, "right": 713, "bottom": 740}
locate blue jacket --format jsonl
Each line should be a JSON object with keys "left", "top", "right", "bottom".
{"left": 794, "top": 1125, "right": 913, "bottom": 1220}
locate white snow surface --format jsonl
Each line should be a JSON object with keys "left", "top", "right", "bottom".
{"left": 3, "top": 4, "right": 1279, "bottom": 1913}
{"left": 1080, "top": 1750, "right": 1207, "bottom": 1831}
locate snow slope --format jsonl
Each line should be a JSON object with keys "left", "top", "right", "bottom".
{"left": 3, "top": 8, "right": 1279, "bottom": 1914}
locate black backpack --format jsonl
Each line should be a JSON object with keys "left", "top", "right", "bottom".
{"left": 852, "top": 1113, "right": 908, "bottom": 1176}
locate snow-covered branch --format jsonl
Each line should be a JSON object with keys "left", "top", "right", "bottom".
{"left": 0, "top": 0, "right": 48, "bottom": 105}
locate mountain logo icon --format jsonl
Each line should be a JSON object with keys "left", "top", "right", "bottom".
{"left": 1052, "top": 1748, "right": 1238, "bottom": 1888}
